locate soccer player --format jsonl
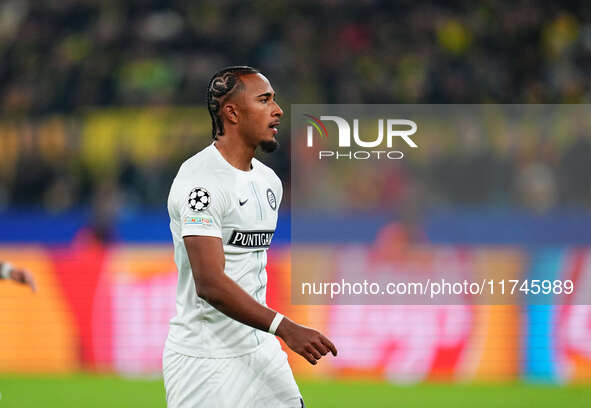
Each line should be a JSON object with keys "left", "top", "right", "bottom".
{"left": 163, "top": 66, "right": 337, "bottom": 407}
{"left": 0, "top": 261, "right": 36, "bottom": 292}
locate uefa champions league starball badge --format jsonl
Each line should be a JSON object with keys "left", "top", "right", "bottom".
{"left": 188, "top": 187, "right": 211, "bottom": 211}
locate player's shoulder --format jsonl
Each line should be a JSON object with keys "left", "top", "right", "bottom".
{"left": 253, "top": 158, "right": 282, "bottom": 188}
{"left": 176, "top": 145, "right": 224, "bottom": 180}
{"left": 173, "top": 145, "right": 228, "bottom": 193}
{"left": 179, "top": 144, "right": 215, "bottom": 172}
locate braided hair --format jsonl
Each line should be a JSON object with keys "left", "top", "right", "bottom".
{"left": 207, "top": 66, "right": 260, "bottom": 139}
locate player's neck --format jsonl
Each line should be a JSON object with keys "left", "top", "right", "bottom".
{"left": 214, "top": 136, "right": 255, "bottom": 172}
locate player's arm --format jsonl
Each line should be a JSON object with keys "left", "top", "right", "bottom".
{"left": 0, "top": 261, "right": 36, "bottom": 292}
{"left": 184, "top": 236, "right": 337, "bottom": 365}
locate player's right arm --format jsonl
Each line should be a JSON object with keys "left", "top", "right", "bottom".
{"left": 184, "top": 235, "right": 337, "bottom": 365}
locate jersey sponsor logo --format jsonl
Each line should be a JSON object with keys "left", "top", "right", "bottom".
{"left": 183, "top": 215, "right": 213, "bottom": 226}
{"left": 228, "top": 230, "right": 275, "bottom": 248}
{"left": 239, "top": 198, "right": 248, "bottom": 206}
{"left": 266, "top": 189, "right": 277, "bottom": 211}
{"left": 188, "top": 187, "right": 210, "bottom": 211}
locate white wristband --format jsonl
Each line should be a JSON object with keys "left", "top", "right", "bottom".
{"left": 268, "top": 312, "right": 284, "bottom": 335}
{"left": 0, "top": 262, "right": 13, "bottom": 279}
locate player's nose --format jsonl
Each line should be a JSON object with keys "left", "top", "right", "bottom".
{"left": 272, "top": 101, "right": 283, "bottom": 117}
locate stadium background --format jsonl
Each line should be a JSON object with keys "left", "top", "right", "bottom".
{"left": 1, "top": 1, "right": 591, "bottom": 407}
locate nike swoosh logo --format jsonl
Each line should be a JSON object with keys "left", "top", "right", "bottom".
{"left": 239, "top": 199, "right": 248, "bottom": 206}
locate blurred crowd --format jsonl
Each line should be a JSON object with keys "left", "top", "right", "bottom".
{"left": 0, "top": 0, "right": 590, "bottom": 216}
{"left": 1, "top": 0, "right": 590, "bottom": 112}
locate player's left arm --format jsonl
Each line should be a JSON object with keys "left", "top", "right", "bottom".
{"left": 0, "top": 261, "right": 36, "bottom": 292}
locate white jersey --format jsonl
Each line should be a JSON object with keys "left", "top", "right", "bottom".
{"left": 165, "top": 143, "right": 282, "bottom": 358}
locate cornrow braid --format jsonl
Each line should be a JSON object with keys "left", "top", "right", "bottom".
{"left": 207, "top": 66, "right": 259, "bottom": 139}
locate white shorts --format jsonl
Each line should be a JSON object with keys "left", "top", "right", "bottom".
{"left": 163, "top": 338, "right": 303, "bottom": 408}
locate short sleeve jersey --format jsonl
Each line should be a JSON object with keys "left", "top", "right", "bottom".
{"left": 165, "top": 143, "right": 283, "bottom": 357}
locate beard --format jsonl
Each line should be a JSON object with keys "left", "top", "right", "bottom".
{"left": 259, "top": 138, "right": 279, "bottom": 153}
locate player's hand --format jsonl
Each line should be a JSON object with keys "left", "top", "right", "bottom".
{"left": 276, "top": 318, "right": 337, "bottom": 365}
{"left": 10, "top": 268, "right": 36, "bottom": 292}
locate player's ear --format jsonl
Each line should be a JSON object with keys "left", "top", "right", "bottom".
{"left": 221, "top": 103, "right": 239, "bottom": 126}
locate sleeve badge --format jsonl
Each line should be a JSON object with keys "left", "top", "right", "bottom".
{"left": 188, "top": 187, "right": 211, "bottom": 212}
